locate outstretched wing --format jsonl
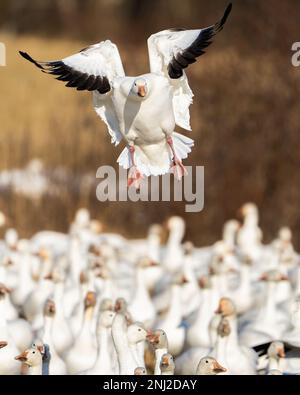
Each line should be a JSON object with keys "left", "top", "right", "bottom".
{"left": 20, "top": 40, "right": 125, "bottom": 145}
{"left": 147, "top": 3, "right": 232, "bottom": 130}
{"left": 19, "top": 40, "right": 125, "bottom": 93}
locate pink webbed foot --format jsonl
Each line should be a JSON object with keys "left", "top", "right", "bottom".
{"left": 166, "top": 136, "right": 188, "bottom": 180}
{"left": 170, "top": 159, "right": 188, "bottom": 181}
{"left": 128, "top": 166, "right": 144, "bottom": 189}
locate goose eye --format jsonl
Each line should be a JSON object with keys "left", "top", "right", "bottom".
{"left": 138, "top": 328, "right": 141, "bottom": 331}
{"left": 205, "top": 360, "right": 208, "bottom": 363}
{"left": 32, "top": 351, "right": 35, "bottom": 354}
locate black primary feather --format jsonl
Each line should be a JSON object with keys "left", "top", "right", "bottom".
{"left": 19, "top": 51, "right": 111, "bottom": 93}
{"left": 168, "top": 3, "right": 232, "bottom": 79}
{"left": 19, "top": 51, "right": 45, "bottom": 69}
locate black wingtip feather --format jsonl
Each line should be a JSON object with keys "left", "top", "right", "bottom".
{"left": 19, "top": 51, "right": 45, "bottom": 70}
{"left": 219, "top": 3, "right": 233, "bottom": 30}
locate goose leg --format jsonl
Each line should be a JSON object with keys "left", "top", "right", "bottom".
{"left": 167, "top": 136, "right": 188, "bottom": 180}
{"left": 128, "top": 145, "right": 143, "bottom": 189}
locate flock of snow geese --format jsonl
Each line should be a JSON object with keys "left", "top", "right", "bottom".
{"left": 0, "top": 202, "right": 300, "bottom": 375}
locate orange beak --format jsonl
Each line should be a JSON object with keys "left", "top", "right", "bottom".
{"left": 0, "top": 341, "right": 7, "bottom": 349}
{"left": 138, "top": 85, "right": 146, "bottom": 97}
{"left": 15, "top": 350, "right": 28, "bottom": 362}
{"left": 280, "top": 274, "right": 289, "bottom": 281}
{"left": 215, "top": 303, "right": 223, "bottom": 314}
{"left": 278, "top": 348, "right": 285, "bottom": 358}
{"left": 181, "top": 276, "right": 189, "bottom": 284}
{"left": 161, "top": 355, "right": 169, "bottom": 367}
{"left": 146, "top": 332, "right": 159, "bottom": 343}
{"left": 212, "top": 361, "right": 227, "bottom": 373}
{"left": 259, "top": 273, "right": 268, "bottom": 281}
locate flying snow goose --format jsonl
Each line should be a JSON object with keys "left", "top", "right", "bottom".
{"left": 19, "top": 4, "right": 232, "bottom": 187}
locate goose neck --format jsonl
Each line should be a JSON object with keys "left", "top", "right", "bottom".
{"left": 226, "top": 315, "right": 239, "bottom": 349}
{"left": 28, "top": 365, "right": 43, "bottom": 375}
{"left": 262, "top": 282, "right": 277, "bottom": 320}
{"left": 215, "top": 335, "right": 228, "bottom": 366}
{"left": 94, "top": 327, "right": 111, "bottom": 369}
{"left": 165, "top": 285, "right": 182, "bottom": 327}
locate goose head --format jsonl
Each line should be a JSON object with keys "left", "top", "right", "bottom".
{"left": 241, "top": 254, "right": 253, "bottom": 266}
{"left": 100, "top": 298, "right": 114, "bottom": 312}
{"left": 134, "top": 367, "right": 147, "bottom": 375}
{"left": 217, "top": 317, "right": 231, "bottom": 337}
{"left": 0, "top": 283, "right": 11, "bottom": 299}
{"left": 15, "top": 346, "right": 43, "bottom": 367}
{"left": 166, "top": 216, "right": 185, "bottom": 240}
{"left": 44, "top": 266, "right": 65, "bottom": 284}
{"left": 0, "top": 341, "right": 7, "bottom": 349}
{"left": 146, "top": 329, "right": 168, "bottom": 349}
{"left": 74, "top": 208, "right": 90, "bottom": 229}
{"left": 43, "top": 299, "right": 56, "bottom": 317}
{"left": 278, "top": 227, "right": 292, "bottom": 243}
{"left": 215, "top": 297, "right": 236, "bottom": 317}
{"left": 31, "top": 341, "right": 45, "bottom": 354}
{"left": 160, "top": 353, "right": 175, "bottom": 374}
{"left": 137, "top": 256, "right": 159, "bottom": 269}
{"left": 196, "top": 357, "right": 227, "bottom": 375}
{"left": 127, "top": 323, "right": 149, "bottom": 345}
{"left": 0, "top": 211, "right": 6, "bottom": 227}
{"left": 114, "top": 297, "right": 128, "bottom": 314}
{"left": 38, "top": 247, "right": 51, "bottom": 261}
{"left": 222, "top": 220, "right": 240, "bottom": 243}
{"left": 238, "top": 202, "right": 259, "bottom": 221}
{"left": 148, "top": 224, "right": 162, "bottom": 238}
{"left": 172, "top": 273, "right": 189, "bottom": 286}
{"left": 267, "top": 341, "right": 285, "bottom": 360}
{"left": 98, "top": 310, "right": 115, "bottom": 329}
{"left": 131, "top": 77, "right": 149, "bottom": 99}
{"left": 5, "top": 228, "right": 18, "bottom": 250}
{"left": 84, "top": 291, "right": 97, "bottom": 308}
{"left": 88, "top": 244, "right": 102, "bottom": 257}
{"left": 259, "top": 270, "right": 288, "bottom": 283}
{"left": 183, "top": 241, "right": 194, "bottom": 256}
{"left": 90, "top": 219, "right": 103, "bottom": 234}
{"left": 198, "top": 275, "right": 212, "bottom": 289}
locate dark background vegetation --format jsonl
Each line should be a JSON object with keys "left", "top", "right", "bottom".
{"left": 0, "top": 0, "right": 299, "bottom": 247}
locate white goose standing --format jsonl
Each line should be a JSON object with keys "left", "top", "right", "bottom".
{"left": 19, "top": 4, "right": 232, "bottom": 187}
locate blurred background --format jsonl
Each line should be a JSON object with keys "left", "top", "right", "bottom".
{"left": 0, "top": 0, "right": 299, "bottom": 246}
